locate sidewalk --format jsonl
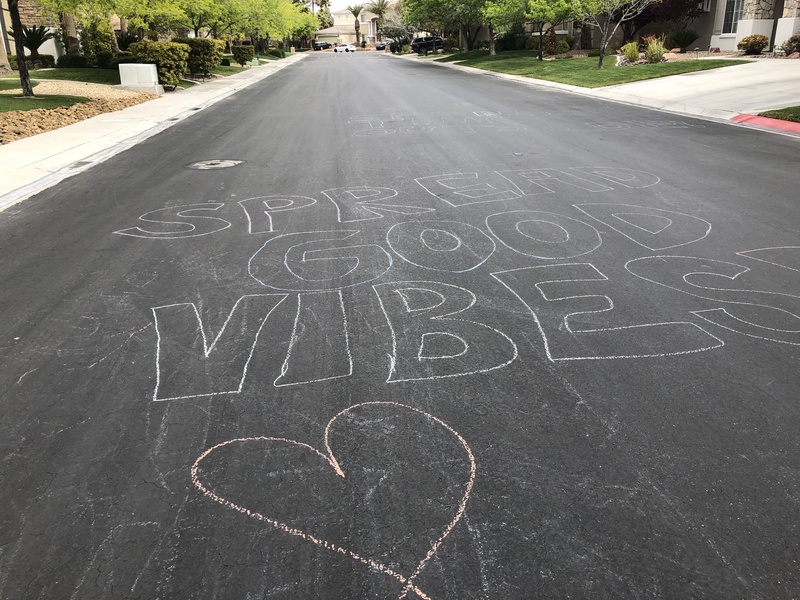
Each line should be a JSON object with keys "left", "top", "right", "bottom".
{"left": 409, "top": 52, "right": 800, "bottom": 130}
{"left": 0, "top": 54, "right": 306, "bottom": 211}
{"left": 1, "top": 52, "right": 798, "bottom": 211}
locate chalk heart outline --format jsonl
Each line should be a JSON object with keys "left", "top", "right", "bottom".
{"left": 191, "top": 401, "right": 476, "bottom": 600}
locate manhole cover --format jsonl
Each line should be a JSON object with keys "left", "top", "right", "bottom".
{"left": 185, "top": 159, "right": 245, "bottom": 170}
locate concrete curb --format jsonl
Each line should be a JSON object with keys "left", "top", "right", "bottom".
{"left": 388, "top": 53, "right": 800, "bottom": 135}
{"left": 0, "top": 53, "right": 307, "bottom": 212}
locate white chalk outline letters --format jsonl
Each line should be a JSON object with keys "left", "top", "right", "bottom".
{"left": 114, "top": 204, "right": 232, "bottom": 239}
{"left": 248, "top": 230, "right": 393, "bottom": 291}
{"left": 387, "top": 220, "right": 497, "bottom": 273}
{"left": 737, "top": 246, "right": 800, "bottom": 273}
{"left": 152, "top": 294, "right": 288, "bottom": 401}
{"left": 491, "top": 264, "right": 725, "bottom": 361}
{"left": 274, "top": 291, "right": 354, "bottom": 387}
{"left": 625, "top": 256, "right": 800, "bottom": 346}
{"left": 238, "top": 196, "right": 318, "bottom": 234}
{"left": 322, "top": 187, "right": 435, "bottom": 223}
{"left": 374, "top": 281, "right": 519, "bottom": 382}
{"left": 414, "top": 173, "right": 520, "bottom": 207}
{"left": 573, "top": 204, "right": 711, "bottom": 250}
{"left": 485, "top": 211, "right": 602, "bottom": 260}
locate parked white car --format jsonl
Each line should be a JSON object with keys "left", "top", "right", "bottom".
{"left": 334, "top": 43, "right": 357, "bottom": 53}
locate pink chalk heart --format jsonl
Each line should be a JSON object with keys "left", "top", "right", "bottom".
{"left": 191, "top": 402, "right": 475, "bottom": 599}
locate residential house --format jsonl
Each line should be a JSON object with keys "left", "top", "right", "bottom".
{"left": 1, "top": 0, "right": 63, "bottom": 60}
{"left": 315, "top": 7, "right": 381, "bottom": 46}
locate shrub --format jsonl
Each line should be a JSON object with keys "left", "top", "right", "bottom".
{"left": 117, "top": 30, "right": 139, "bottom": 51}
{"left": 525, "top": 36, "right": 539, "bottom": 51}
{"left": 268, "top": 48, "right": 285, "bottom": 58}
{"left": 129, "top": 40, "right": 190, "bottom": 87}
{"left": 565, "top": 35, "right": 576, "bottom": 50}
{"left": 96, "top": 50, "right": 114, "bottom": 69}
{"left": 474, "top": 39, "right": 489, "bottom": 50}
{"left": 172, "top": 37, "right": 224, "bottom": 75}
{"left": 780, "top": 33, "right": 800, "bottom": 54}
{"left": 80, "top": 18, "right": 115, "bottom": 66}
{"left": 737, "top": 34, "right": 769, "bottom": 54}
{"left": 108, "top": 54, "right": 140, "bottom": 70}
{"left": 56, "top": 54, "right": 89, "bottom": 68}
{"left": 8, "top": 25, "right": 55, "bottom": 64}
{"left": 401, "top": 44, "right": 411, "bottom": 54}
{"left": 9, "top": 53, "right": 56, "bottom": 69}
{"left": 554, "top": 39, "right": 570, "bottom": 54}
{"left": 621, "top": 40, "right": 640, "bottom": 62}
{"left": 231, "top": 44, "right": 255, "bottom": 66}
{"left": 221, "top": 57, "right": 231, "bottom": 66}
{"left": 361, "top": 40, "right": 367, "bottom": 48}
{"left": 670, "top": 29, "right": 699, "bottom": 48}
{"left": 644, "top": 35, "right": 667, "bottom": 63}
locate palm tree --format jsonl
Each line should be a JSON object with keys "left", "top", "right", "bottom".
{"left": 347, "top": 4, "right": 364, "bottom": 45}
{"left": 367, "top": 0, "right": 390, "bottom": 40}
{"left": 9, "top": 25, "right": 55, "bottom": 66}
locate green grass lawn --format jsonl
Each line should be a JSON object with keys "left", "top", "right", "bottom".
{"left": 0, "top": 79, "right": 39, "bottom": 91}
{"left": 435, "top": 51, "right": 750, "bottom": 88}
{"left": 0, "top": 94, "right": 90, "bottom": 113}
{"left": 210, "top": 65, "right": 247, "bottom": 76}
{"left": 758, "top": 106, "right": 800, "bottom": 123}
{"left": 0, "top": 68, "right": 122, "bottom": 85}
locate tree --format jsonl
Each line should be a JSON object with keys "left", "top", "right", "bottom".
{"left": 404, "top": 0, "right": 486, "bottom": 50}
{"left": 347, "top": 4, "right": 363, "bottom": 43}
{"left": 317, "top": 6, "right": 333, "bottom": 27}
{"left": 7, "top": 0, "right": 34, "bottom": 96}
{"left": 525, "top": 0, "right": 572, "bottom": 60}
{"left": 573, "top": 0, "right": 662, "bottom": 67}
{"left": 649, "top": 0, "right": 703, "bottom": 30}
{"left": 482, "top": 0, "right": 525, "bottom": 55}
{"left": 367, "top": 0, "right": 391, "bottom": 38}
{"left": 10, "top": 25, "right": 56, "bottom": 66}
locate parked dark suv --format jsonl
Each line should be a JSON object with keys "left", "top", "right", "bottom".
{"left": 313, "top": 41, "right": 332, "bottom": 50}
{"left": 410, "top": 36, "right": 443, "bottom": 54}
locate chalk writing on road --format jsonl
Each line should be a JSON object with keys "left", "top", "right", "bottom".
{"left": 122, "top": 170, "right": 799, "bottom": 402}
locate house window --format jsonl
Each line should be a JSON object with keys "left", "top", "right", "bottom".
{"left": 722, "top": 0, "right": 743, "bottom": 33}
{"left": 360, "top": 13, "right": 365, "bottom": 22}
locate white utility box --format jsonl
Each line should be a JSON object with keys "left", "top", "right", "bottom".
{"left": 118, "top": 63, "right": 165, "bottom": 95}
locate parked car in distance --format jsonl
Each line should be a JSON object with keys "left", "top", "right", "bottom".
{"left": 334, "top": 43, "right": 357, "bottom": 53}
{"left": 375, "top": 40, "right": 392, "bottom": 50}
{"left": 410, "top": 36, "right": 443, "bottom": 53}
{"left": 313, "top": 41, "right": 332, "bottom": 50}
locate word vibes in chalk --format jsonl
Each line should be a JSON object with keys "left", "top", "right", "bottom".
{"left": 111, "top": 168, "right": 799, "bottom": 402}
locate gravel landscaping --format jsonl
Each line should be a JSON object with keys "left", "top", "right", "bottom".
{"left": 0, "top": 80, "right": 157, "bottom": 145}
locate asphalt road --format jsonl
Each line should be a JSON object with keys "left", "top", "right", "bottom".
{"left": 1, "top": 52, "right": 798, "bottom": 599}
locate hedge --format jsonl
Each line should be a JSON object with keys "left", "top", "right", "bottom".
{"left": 172, "top": 37, "right": 225, "bottom": 75}
{"left": 231, "top": 45, "right": 255, "bottom": 66}
{"left": 128, "top": 40, "right": 190, "bottom": 87}
{"left": 9, "top": 54, "right": 56, "bottom": 69}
